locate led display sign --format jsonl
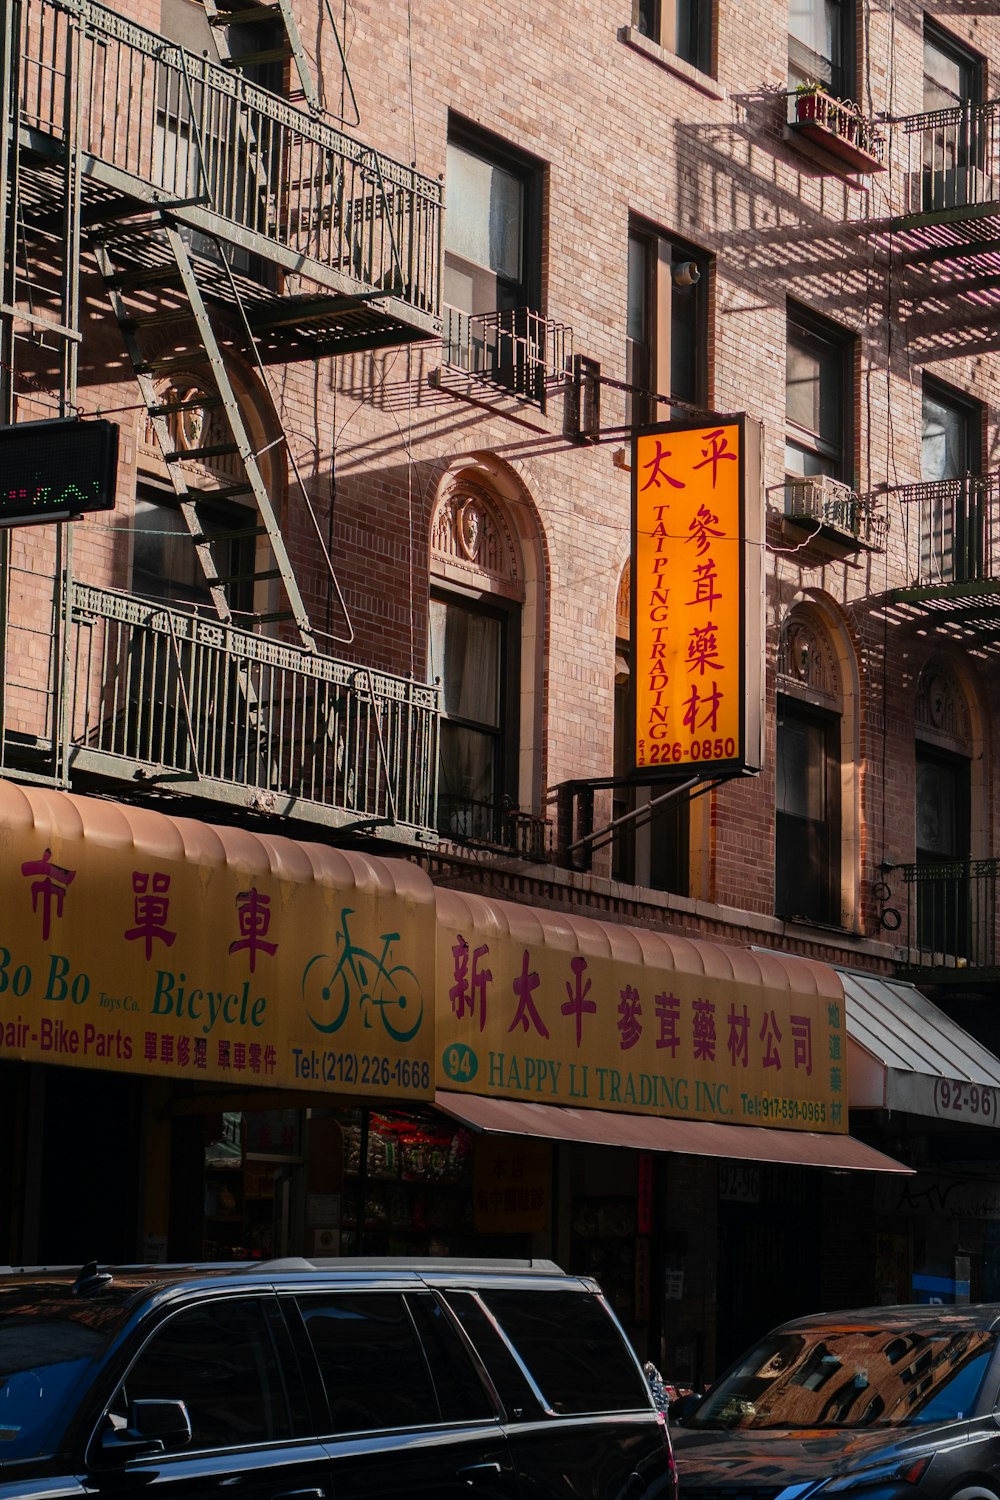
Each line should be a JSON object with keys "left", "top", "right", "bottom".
{"left": 0, "top": 418, "right": 119, "bottom": 527}
{"left": 630, "top": 414, "right": 764, "bottom": 781}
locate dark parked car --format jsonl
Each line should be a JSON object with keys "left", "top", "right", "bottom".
{"left": 0, "top": 1256, "right": 676, "bottom": 1500}
{"left": 671, "top": 1304, "right": 1000, "bottom": 1500}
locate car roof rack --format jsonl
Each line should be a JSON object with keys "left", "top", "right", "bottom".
{"left": 254, "top": 1256, "right": 566, "bottom": 1275}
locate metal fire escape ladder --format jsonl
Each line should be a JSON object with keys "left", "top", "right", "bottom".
{"left": 90, "top": 215, "right": 316, "bottom": 649}
{"left": 1, "top": 0, "right": 84, "bottom": 786}
{"left": 200, "top": 0, "right": 319, "bottom": 111}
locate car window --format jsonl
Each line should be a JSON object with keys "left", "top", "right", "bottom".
{"left": 118, "top": 1297, "right": 292, "bottom": 1450}
{"left": 0, "top": 1283, "right": 138, "bottom": 1460}
{"left": 687, "top": 1326, "right": 998, "bottom": 1430}
{"left": 440, "top": 1290, "right": 542, "bottom": 1421}
{"left": 478, "top": 1289, "right": 650, "bottom": 1415}
{"left": 407, "top": 1292, "right": 497, "bottom": 1422}
{"left": 296, "top": 1292, "right": 440, "bottom": 1433}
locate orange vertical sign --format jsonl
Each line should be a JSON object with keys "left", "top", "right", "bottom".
{"left": 631, "top": 416, "right": 762, "bottom": 778}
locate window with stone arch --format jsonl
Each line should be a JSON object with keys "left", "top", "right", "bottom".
{"left": 612, "top": 561, "right": 690, "bottom": 894}
{"left": 913, "top": 660, "right": 979, "bottom": 956}
{"left": 429, "top": 467, "right": 543, "bottom": 851}
{"left": 775, "top": 603, "right": 859, "bottom": 928}
{"left": 133, "top": 356, "right": 284, "bottom": 626}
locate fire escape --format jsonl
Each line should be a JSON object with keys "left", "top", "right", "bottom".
{"left": 0, "top": 0, "right": 442, "bottom": 843}
{"left": 872, "top": 97, "right": 1000, "bottom": 984}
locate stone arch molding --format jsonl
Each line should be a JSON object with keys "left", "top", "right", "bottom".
{"left": 135, "top": 353, "right": 285, "bottom": 501}
{"left": 430, "top": 465, "right": 527, "bottom": 601}
{"left": 915, "top": 660, "right": 973, "bottom": 750}
{"left": 777, "top": 603, "right": 845, "bottom": 706}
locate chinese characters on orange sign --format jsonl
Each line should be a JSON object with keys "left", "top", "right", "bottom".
{"left": 632, "top": 418, "right": 756, "bottom": 776}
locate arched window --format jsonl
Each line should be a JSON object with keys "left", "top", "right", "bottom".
{"left": 776, "top": 605, "right": 858, "bottom": 928}
{"left": 914, "top": 663, "right": 974, "bottom": 955}
{"left": 612, "top": 563, "right": 689, "bottom": 895}
{"left": 429, "top": 468, "right": 544, "bottom": 854}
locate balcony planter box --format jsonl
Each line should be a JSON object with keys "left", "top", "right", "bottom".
{"left": 792, "top": 88, "right": 886, "bottom": 173}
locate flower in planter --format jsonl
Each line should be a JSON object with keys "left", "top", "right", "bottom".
{"left": 794, "top": 82, "right": 825, "bottom": 122}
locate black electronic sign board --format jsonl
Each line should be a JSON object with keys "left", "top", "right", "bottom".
{"left": 0, "top": 418, "right": 119, "bottom": 528}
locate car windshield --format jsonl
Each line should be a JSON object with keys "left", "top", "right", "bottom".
{"left": 686, "top": 1324, "right": 997, "bottom": 1431}
{"left": 0, "top": 1283, "right": 137, "bottom": 1461}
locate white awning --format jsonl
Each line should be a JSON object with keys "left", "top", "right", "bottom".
{"left": 841, "top": 968, "right": 1000, "bottom": 1127}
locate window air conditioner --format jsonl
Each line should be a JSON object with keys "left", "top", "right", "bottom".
{"left": 784, "top": 475, "right": 860, "bottom": 537}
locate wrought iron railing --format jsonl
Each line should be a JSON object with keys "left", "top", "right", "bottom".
{"left": 18, "top": 0, "right": 442, "bottom": 316}
{"left": 890, "top": 473, "right": 999, "bottom": 586}
{"left": 898, "top": 859, "right": 1000, "bottom": 974}
{"left": 790, "top": 87, "right": 886, "bottom": 168}
{"left": 443, "top": 306, "right": 572, "bottom": 407}
{"left": 437, "top": 792, "right": 552, "bottom": 861}
{"left": 3, "top": 574, "right": 440, "bottom": 837}
{"left": 897, "top": 100, "right": 1000, "bottom": 215}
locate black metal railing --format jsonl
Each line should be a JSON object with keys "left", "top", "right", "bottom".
{"left": 18, "top": 0, "right": 442, "bottom": 317}
{"left": 437, "top": 792, "right": 552, "bottom": 861}
{"left": 898, "top": 859, "right": 1000, "bottom": 975}
{"left": 1, "top": 570, "right": 440, "bottom": 840}
{"left": 443, "top": 306, "right": 571, "bottom": 407}
{"left": 898, "top": 100, "right": 1000, "bottom": 216}
{"left": 891, "top": 474, "right": 999, "bottom": 587}
{"left": 785, "top": 476, "right": 889, "bottom": 549}
{"left": 790, "top": 86, "right": 886, "bottom": 167}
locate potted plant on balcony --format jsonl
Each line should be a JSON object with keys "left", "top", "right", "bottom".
{"left": 791, "top": 82, "right": 885, "bottom": 172}
{"left": 794, "top": 81, "right": 825, "bottom": 124}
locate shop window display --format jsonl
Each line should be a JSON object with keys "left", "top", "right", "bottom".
{"left": 339, "top": 1110, "right": 478, "bottom": 1254}
{"left": 201, "top": 1108, "right": 302, "bottom": 1260}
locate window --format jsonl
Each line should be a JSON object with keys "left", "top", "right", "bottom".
{"left": 133, "top": 486, "right": 257, "bottom": 615}
{"left": 922, "top": 24, "right": 984, "bottom": 210}
{"left": 632, "top": 0, "right": 712, "bottom": 74}
{"left": 119, "top": 1298, "right": 291, "bottom": 1449}
{"left": 915, "top": 740, "right": 970, "bottom": 956}
{"left": 444, "top": 124, "right": 542, "bottom": 396}
{"left": 785, "top": 308, "right": 851, "bottom": 482}
{"left": 922, "top": 379, "right": 980, "bottom": 483}
{"left": 124, "top": 487, "right": 259, "bottom": 770}
{"left": 920, "top": 380, "right": 983, "bottom": 583}
{"left": 775, "top": 696, "right": 841, "bottom": 924}
{"left": 627, "top": 224, "right": 708, "bottom": 426}
{"left": 157, "top": 0, "right": 277, "bottom": 274}
{"left": 612, "top": 619, "right": 689, "bottom": 895}
{"left": 429, "top": 592, "right": 519, "bottom": 843}
{"left": 429, "top": 471, "right": 541, "bottom": 857}
{"left": 788, "top": 0, "right": 852, "bottom": 96}
{"left": 924, "top": 22, "right": 981, "bottom": 113}
{"left": 476, "top": 1290, "right": 649, "bottom": 1414}
{"left": 297, "top": 1292, "right": 442, "bottom": 1432}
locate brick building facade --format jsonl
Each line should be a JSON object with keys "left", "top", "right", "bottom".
{"left": 3, "top": 0, "right": 1000, "bottom": 1378}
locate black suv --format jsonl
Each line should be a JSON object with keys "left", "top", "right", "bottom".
{"left": 0, "top": 1257, "right": 676, "bottom": 1500}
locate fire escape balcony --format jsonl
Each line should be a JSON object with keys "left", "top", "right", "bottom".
{"left": 882, "top": 473, "right": 1000, "bottom": 657}
{"left": 0, "top": 577, "right": 441, "bottom": 845}
{"left": 15, "top": 0, "right": 442, "bottom": 357}
{"left": 441, "top": 306, "right": 573, "bottom": 410}
{"left": 895, "top": 859, "right": 1000, "bottom": 985}
{"left": 879, "top": 102, "right": 1000, "bottom": 336}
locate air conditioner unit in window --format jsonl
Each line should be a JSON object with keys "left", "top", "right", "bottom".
{"left": 784, "top": 474, "right": 861, "bottom": 539}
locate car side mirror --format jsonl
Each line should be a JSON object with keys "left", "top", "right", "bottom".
{"left": 101, "top": 1399, "right": 192, "bottom": 1460}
